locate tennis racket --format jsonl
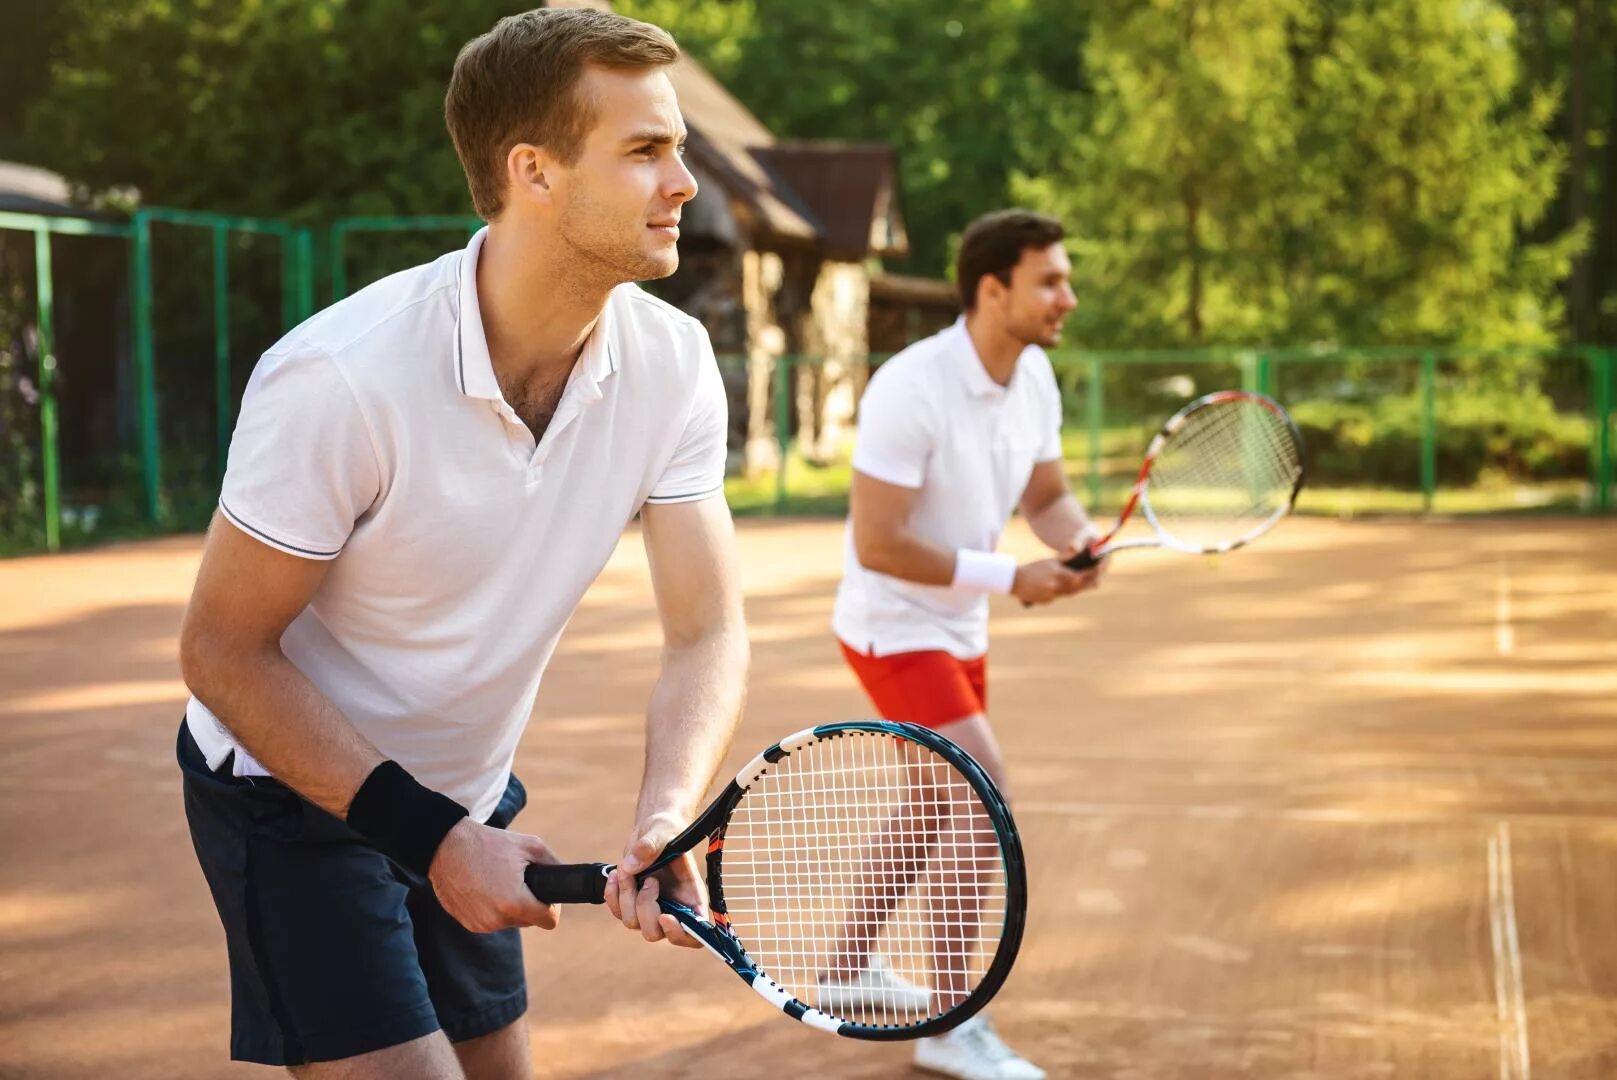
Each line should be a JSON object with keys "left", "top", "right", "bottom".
{"left": 524, "top": 720, "right": 1027, "bottom": 1041}
{"left": 1066, "top": 389, "right": 1305, "bottom": 570}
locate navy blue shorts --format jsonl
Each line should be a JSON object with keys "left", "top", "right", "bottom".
{"left": 178, "top": 722, "right": 529, "bottom": 1066}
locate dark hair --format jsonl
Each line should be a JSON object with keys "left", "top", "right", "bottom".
{"left": 446, "top": 8, "right": 679, "bottom": 220}
{"left": 956, "top": 209, "right": 1066, "bottom": 311}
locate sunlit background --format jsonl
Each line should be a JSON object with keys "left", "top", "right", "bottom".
{"left": 2, "top": 3, "right": 1616, "bottom": 1078}
{"left": 1, "top": 0, "right": 1614, "bottom": 550}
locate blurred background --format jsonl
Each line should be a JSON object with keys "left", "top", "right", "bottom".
{"left": 1, "top": 0, "right": 1614, "bottom": 553}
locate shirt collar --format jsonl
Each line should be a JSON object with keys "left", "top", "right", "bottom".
{"left": 454, "top": 228, "right": 501, "bottom": 401}
{"left": 454, "top": 227, "right": 620, "bottom": 403}
{"left": 576, "top": 296, "right": 619, "bottom": 396}
{"left": 947, "top": 316, "right": 1010, "bottom": 399}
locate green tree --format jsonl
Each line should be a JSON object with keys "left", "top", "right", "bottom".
{"left": 0, "top": 0, "right": 75, "bottom": 160}
{"left": 19, "top": 0, "right": 1600, "bottom": 348}
{"left": 622, "top": 0, "right": 1093, "bottom": 278}
{"left": 1508, "top": 0, "right": 1617, "bottom": 343}
{"left": 1015, "top": 0, "right": 1577, "bottom": 349}
{"left": 23, "top": 0, "right": 508, "bottom": 222}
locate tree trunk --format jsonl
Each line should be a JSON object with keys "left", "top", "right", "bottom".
{"left": 1598, "top": 48, "right": 1617, "bottom": 344}
{"left": 1566, "top": 0, "right": 1591, "bottom": 341}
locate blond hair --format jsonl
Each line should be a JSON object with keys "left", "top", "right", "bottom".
{"left": 445, "top": 8, "right": 679, "bottom": 219}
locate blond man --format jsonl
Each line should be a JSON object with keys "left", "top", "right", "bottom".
{"left": 178, "top": 10, "right": 747, "bottom": 1077}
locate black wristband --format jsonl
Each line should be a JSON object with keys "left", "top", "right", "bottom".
{"left": 346, "top": 761, "right": 469, "bottom": 877}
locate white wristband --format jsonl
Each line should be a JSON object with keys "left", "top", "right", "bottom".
{"left": 952, "top": 549, "right": 1018, "bottom": 594}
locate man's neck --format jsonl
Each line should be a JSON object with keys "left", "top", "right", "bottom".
{"left": 962, "top": 313, "right": 1024, "bottom": 386}
{"left": 477, "top": 223, "right": 616, "bottom": 384}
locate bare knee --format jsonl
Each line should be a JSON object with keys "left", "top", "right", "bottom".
{"left": 288, "top": 1031, "right": 463, "bottom": 1080}
{"left": 934, "top": 713, "right": 1010, "bottom": 796}
{"left": 453, "top": 1017, "right": 532, "bottom": 1080}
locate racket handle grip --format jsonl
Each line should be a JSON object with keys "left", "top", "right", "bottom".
{"left": 1063, "top": 546, "right": 1101, "bottom": 571}
{"left": 525, "top": 862, "right": 612, "bottom": 905}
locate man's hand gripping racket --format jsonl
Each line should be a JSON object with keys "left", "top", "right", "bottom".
{"left": 524, "top": 721, "right": 1027, "bottom": 1040}
{"left": 1066, "top": 390, "right": 1306, "bottom": 571}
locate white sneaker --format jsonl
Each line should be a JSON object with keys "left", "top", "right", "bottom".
{"left": 816, "top": 955, "right": 932, "bottom": 1014}
{"left": 913, "top": 1015, "right": 1046, "bottom": 1080}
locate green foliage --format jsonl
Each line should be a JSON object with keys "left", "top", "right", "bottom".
{"left": 633, "top": 0, "right": 1593, "bottom": 351}
{"left": 1505, "top": 0, "right": 1617, "bottom": 345}
{"left": 0, "top": 0, "right": 73, "bottom": 160}
{"left": 4, "top": 0, "right": 1612, "bottom": 559}
{"left": 0, "top": 233, "right": 44, "bottom": 552}
{"left": 19, "top": 0, "right": 1598, "bottom": 354}
{"left": 1015, "top": 0, "right": 1577, "bottom": 350}
{"left": 619, "top": 0, "right": 1092, "bottom": 278}
{"left": 1292, "top": 390, "right": 1588, "bottom": 486}
{"left": 22, "top": 0, "right": 514, "bottom": 223}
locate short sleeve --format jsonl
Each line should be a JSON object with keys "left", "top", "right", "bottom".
{"left": 851, "top": 365, "right": 932, "bottom": 489}
{"left": 217, "top": 345, "right": 381, "bottom": 559}
{"left": 646, "top": 337, "right": 729, "bottom": 505}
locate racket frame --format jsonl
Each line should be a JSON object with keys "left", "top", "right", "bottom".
{"left": 525, "top": 720, "right": 1027, "bottom": 1041}
{"left": 1065, "top": 389, "right": 1306, "bottom": 570}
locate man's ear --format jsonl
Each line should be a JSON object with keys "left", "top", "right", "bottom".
{"left": 977, "top": 272, "right": 1007, "bottom": 311}
{"left": 506, "top": 143, "right": 555, "bottom": 207}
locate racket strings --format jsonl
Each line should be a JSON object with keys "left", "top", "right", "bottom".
{"left": 720, "top": 732, "right": 1007, "bottom": 1029}
{"left": 1147, "top": 399, "right": 1301, "bottom": 548}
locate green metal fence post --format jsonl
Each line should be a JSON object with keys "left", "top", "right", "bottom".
{"left": 773, "top": 355, "right": 791, "bottom": 512}
{"left": 212, "top": 225, "right": 231, "bottom": 482}
{"left": 1257, "top": 351, "right": 1275, "bottom": 400}
{"left": 33, "top": 228, "right": 59, "bottom": 552}
{"left": 130, "top": 211, "right": 162, "bottom": 524}
{"left": 279, "top": 230, "right": 295, "bottom": 331}
{"left": 294, "top": 227, "right": 316, "bottom": 321}
{"left": 1594, "top": 348, "right": 1613, "bottom": 514}
{"left": 278, "top": 225, "right": 315, "bottom": 329}
{"left": 1086, "top": 356, "right": 1103, "bottom": 510}
{"left": 1, "top": 213, "right": 140, "bottom": 543}
{"left": 1420, "top": 352, "right": 1437, "bottom": 514}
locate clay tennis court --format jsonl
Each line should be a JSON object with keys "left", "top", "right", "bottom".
{"left": 2, "top": 515, "right": 1615, "bottom": 1079}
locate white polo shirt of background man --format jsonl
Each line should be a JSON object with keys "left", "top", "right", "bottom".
{"left": 832, "top": 316, "right": 1067, "bottom": 659}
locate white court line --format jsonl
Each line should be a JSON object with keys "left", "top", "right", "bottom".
{"left": 1496, "top": 556, "right": 1516, "bottom": 657}
{"left": 1018, "top": 800, "right": 1617, "bottom": 829}
{"left": 1488, "top": 822, "right": 1531, "bottom": 1080}
{"left": 1011, "top": 749, "right": 1617, "bottom": 776}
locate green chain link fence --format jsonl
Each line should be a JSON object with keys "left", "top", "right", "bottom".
{"left": 3, "top": 207, "right": 1611, "bottom": 556}
{"left": 723, "top": 346, "right": 1613, "bottom": 519}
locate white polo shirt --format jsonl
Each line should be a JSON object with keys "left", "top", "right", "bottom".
{"left": 831, "top": 318, "right": 1063, "bottom": 659}
{"left": 186, "top": 228, "right": 728, "bottom": 821}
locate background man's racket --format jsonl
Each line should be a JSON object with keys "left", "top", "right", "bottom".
{"left": 525, "top": 721, "right": 1027, "bottom": 1040}
{"left": 1066, "top": 389, "right": 1306, "bottom": 570}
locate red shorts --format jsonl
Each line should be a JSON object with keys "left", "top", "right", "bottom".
{"left": 838, "top": 639, "right": 987, "bottom": 729}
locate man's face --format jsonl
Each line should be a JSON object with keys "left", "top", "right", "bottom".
{"left": 553, "top": 66, "right": 697, "bottom": 283}
{"left": 999, "top": 242, "right": 1078, "bottom": 348}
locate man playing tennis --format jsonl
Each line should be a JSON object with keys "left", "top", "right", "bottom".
{"left": 176, "top": 10, "right": 747, "bottom": 1078}
{"left": 826, "top": 209, "right": 1102, "bottom": 1080}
